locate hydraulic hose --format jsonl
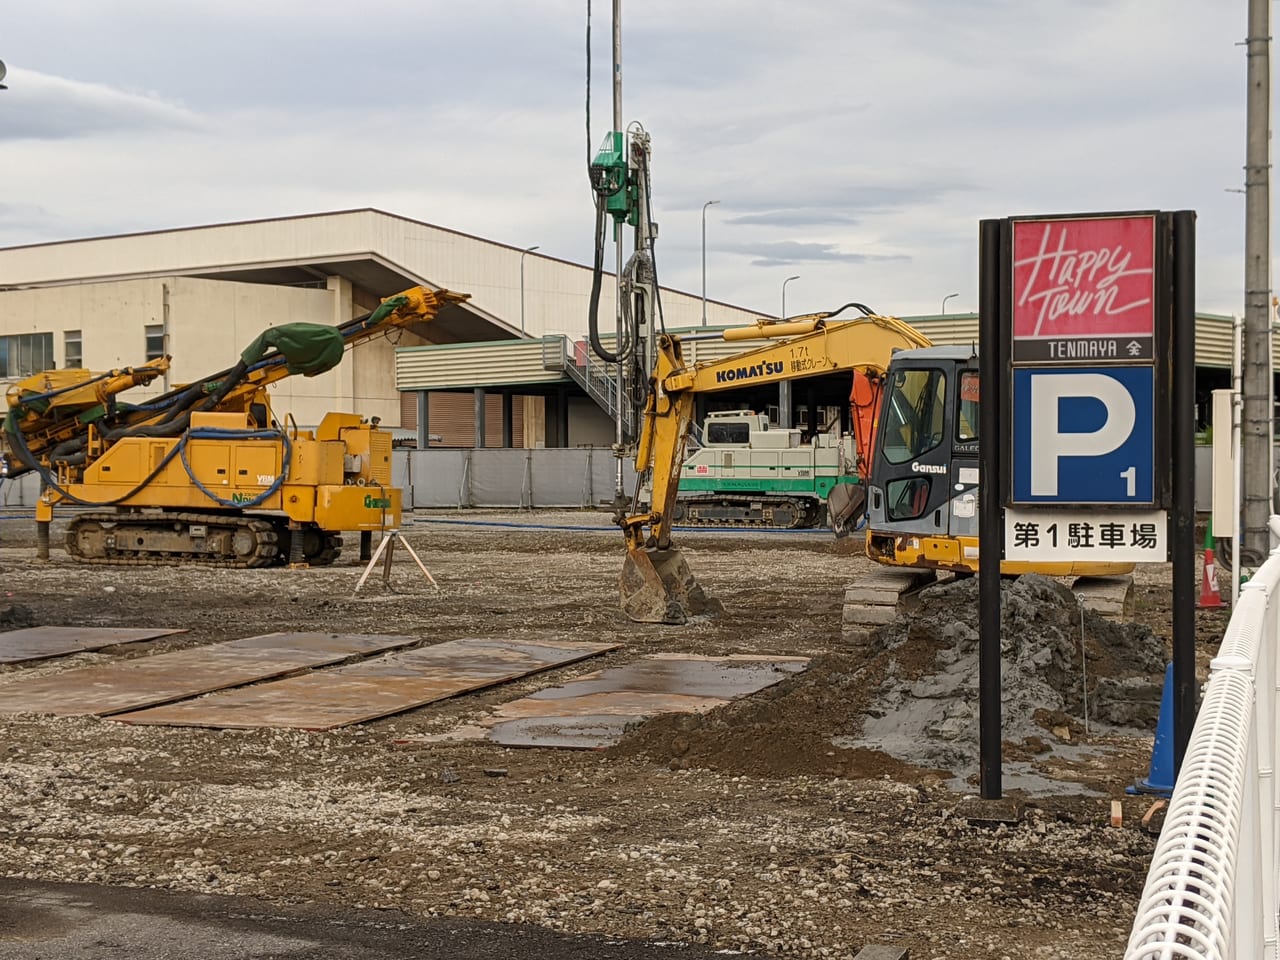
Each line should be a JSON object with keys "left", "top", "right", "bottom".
{"left": 587, "top": 197, "right": 622, "bottom": 364}
{"left": 178, "top": 427, "right": 291, "bottom": 508}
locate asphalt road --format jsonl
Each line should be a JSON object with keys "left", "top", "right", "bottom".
{"left": 0, "top": 879, "right": 734, "bottom": 960}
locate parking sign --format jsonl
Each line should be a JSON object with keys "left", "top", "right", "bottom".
{"left": 1012, "top": 366, "right": 1154, "bottom": 505}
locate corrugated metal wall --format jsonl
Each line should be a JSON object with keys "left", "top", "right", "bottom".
{"left": 399, "top": 392, "right": 527, "bottom": 448}
{"left": 902, "top": 312, "right": 1238, "bottom": 367}
{"left": 396, "top": 338, "right": 570, "bottom": 391}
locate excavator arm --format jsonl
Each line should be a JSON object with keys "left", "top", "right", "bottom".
{"left": 619, "top": 309, "right": 931, "bottom": 624}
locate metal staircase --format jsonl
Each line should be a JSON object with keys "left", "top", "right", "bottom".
{"left": 541, "top": 336, "right": 636, "bottom": 437}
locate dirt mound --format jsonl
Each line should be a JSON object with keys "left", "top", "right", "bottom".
{"left": 852, "top": 574, "right": 1165, "bottom": 777}
{"left": 608, "top": 651, "right": 949, "bottom": 783}
{"left": 613, "top": 574, "right": 1166, "bottom": 788}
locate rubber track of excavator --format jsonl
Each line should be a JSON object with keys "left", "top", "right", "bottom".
{"left": 839, "top": 570, "right": 1137, "bottom": 648}
{"left": 675, "top": 496, "right": 819, "bottom": 530}
{"left": 66, "top": 511, "right": 282, "bottom": 568}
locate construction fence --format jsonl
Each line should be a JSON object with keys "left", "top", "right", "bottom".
{"left": 0, "top": 445, "right": 1222, "bottom": 513}
{"left": 0, "top": 448, "right": 638, "bottom": 513}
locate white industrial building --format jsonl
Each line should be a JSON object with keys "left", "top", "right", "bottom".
{"left": 0, "top": 207, "right": 1246, "bottom": 450}
{"left": 0, "top": 208, "right": 766, "bottom": 448}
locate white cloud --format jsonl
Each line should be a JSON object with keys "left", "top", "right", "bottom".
{"left": 0, "top": 0, "right": 1261, "bottom": 317}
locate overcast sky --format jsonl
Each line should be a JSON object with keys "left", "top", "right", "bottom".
{"left": 0, "top": 1, "right": 1262, "bottom": 318}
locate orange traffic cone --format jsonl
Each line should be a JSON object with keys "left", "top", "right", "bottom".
{"left": 1199, "top": 520, "right": 1224, "bottom": 609}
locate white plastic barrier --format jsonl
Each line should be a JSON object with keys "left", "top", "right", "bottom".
{"left": 1126, "top": 533, "right": 1280, "bottom": 959}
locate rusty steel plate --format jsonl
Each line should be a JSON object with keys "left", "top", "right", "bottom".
{"left": 0, "top": 626, "right": 185, "bottom": 665}
{"left": 484, "top": 654, "right": 810, "bottom": 749}
{"left": 114, "top": 637, "right": 622, "bottom": 731}
{"left": 0, "top": 632, "right": 417, "bottom": 717}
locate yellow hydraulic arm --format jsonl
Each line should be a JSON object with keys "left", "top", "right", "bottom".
{"left": 619, "top": 309, "right": 931, "bottom": 623}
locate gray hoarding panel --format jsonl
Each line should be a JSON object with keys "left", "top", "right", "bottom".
{"left": 469, "top": 450, "right": 528, "bottom": 508}
{"left": 391, "top": 452, "right": 410, "bottom": 502}
{"left": 405, "top": 450, "right": 469, "bottom": 508}
{"left": 529, "top": 449, "right": 593, "bottom": 508}
{"left": 1, "top": 474, "right": 39, "bottom": 508}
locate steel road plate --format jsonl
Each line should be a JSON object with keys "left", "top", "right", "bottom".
{"left": 0, "top": 632, "right": 417, "bottom": 717}
{"left": 114, "top": 637, "right": 622, "bottom": 731}
{"left": 0, "top": 627, "right": 185, "bottom": 665}
{"left": 484, "top": 654, "right": 810, "bottom": 749}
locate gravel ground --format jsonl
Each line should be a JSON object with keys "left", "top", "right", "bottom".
{"left": 0, "top": 509, "right": 1230, "bottom": 959}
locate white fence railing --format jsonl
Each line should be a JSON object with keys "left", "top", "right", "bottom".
{"left": 1126, "top": 533, "right": 1280, "bottom": 959}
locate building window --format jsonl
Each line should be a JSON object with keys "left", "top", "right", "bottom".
{"left": 0, "top": 333, "right": 54, "bottom": 377}
{"left": 64, "top": 330, "right": 83, "bottom": 369}
{"left": 144, "top": 324, "right": 166, "bottom": 362}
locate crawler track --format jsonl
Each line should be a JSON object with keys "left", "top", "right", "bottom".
{"left": 67, "top": 511, "right": 300, "bottom": 568}
{"left": 673, "top": 496, "right": 821, "bottom": 530}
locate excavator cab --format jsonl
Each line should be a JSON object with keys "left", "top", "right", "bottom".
{"left": 862, "top": 345, "right": 1132, "bottom": 583}
{"left": 864, "top": 347, "right": 981, "bottom": 570}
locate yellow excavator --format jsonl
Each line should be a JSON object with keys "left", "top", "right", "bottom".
{"left": 843, "top": 343, "right": 1135, "bottom": 638}
{"left": 620, "top": 304, "right": 932, "bottom": 623}
{"left": 619, "top": 315, "right": 1135, "bottom": 627}
{"left": 3, "top": 285, "right": 468, "bottom": 567}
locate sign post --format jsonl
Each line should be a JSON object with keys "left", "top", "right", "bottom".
{"left": 978, "top": 210, "right": 1196, "bottom": 801}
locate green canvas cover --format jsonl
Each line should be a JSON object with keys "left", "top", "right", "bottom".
{"left": 240, "top": 323, "right": 345, "bottom": 376}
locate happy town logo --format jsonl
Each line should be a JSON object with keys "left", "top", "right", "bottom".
{"left": 1012, "top": 216, "right": 1155, "bottom": 339}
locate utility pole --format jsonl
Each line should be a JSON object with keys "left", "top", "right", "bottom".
{"left": 1242, "top": 0, "right": 1273, "bottom": 565}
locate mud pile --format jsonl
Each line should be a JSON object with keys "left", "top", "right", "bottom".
{"left": 848, "top": 574, "right": 1166, "bottom": 776}
{"left": 614, "top": 575, "right": 1168, "bottom": 789}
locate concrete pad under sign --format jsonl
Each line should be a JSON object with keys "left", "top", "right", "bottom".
{"left": 955, "top": 796, "right": 1025, "bottom": 827}
{"left": 0, "top": 627, "right": 185, "bottom": 665}
{"left": 0, "top": 632, "right": 417, "bottom": 717}
{"left": 114, "top": 638, "right": 622, "bottom": 731}
{"left": 852, "top": 947, "right": 910, "bottom": 960}
{"left": 478, "top": 654, "right": 810, "bottom": 749}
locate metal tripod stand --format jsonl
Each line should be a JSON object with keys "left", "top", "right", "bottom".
{"left": 354, "top": 529, "right": 437, "bottom": 595}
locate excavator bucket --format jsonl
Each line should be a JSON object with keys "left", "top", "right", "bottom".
{"left": 826, "top": 482, "right": 867, "bottom": 539}
{"left": 620, "top": 546, "right": 722, "bottom": 624}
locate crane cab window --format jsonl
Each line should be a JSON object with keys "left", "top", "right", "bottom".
{"left": 880, "top": 368, "right": 947, "bottom": 464}
{"left": 705, "top": 421, "right": 750, "bottom": 445}
{"left": 957, "top": 372, "right": 979, "bottom": 441}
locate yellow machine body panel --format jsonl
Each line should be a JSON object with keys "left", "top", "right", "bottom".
{"left": 314, "top": 485, "right": 402, "bottom": 531}
{"left": 288, "top": 439, "right": 345, "bottom": 486}
{"left": 69, "top": 432, "right": 287, "bottom": 511}
{"left": 867, "top": 532, "right": 1134, "bottom": 578}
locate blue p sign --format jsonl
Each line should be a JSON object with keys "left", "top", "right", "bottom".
{"left": 1012, "top": 366, "right": 1154, "bottom": 504}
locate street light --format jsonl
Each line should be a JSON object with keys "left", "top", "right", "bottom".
{"left": 781, "top": 275, "right": 800, "bottom": 319}
{"left": 701, "top": 200, "right": 720, "bottom": 326}
{"left": 519, "top": 245, "right": 540, "bottom": 334}
{"left": 942, "top": 292, "right": 959, "bottom": 315}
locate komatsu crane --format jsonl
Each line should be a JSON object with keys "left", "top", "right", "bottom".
{"left": 3, "top": 286, "right": 467, "bottom": 567}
